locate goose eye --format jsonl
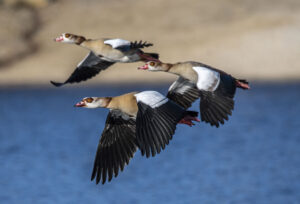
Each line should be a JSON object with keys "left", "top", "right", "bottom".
{"left": 149, "top": 62, "right": 155, "bottom": 66}
{"left": 85, "top": 97, "right": 93, "bottom": 103}
{"left": 65, "top": 33, "right": 70, "bottom": 38}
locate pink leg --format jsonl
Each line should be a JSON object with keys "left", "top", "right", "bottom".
{"left": 178, "top": 116, "right": 200, "bottom": 127}
{"left": 236, "top": 81, "right": 250, "bottom": 89}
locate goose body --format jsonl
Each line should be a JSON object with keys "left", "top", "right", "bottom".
{"left": 51, "top": 33, "right": 159, "bottom": 87}
{"left": 75, "top": 89, "right": 199, "bottom": 184}
{"left": 139, "top": 61, "right": 250, "bottom": 127}
{"left": 79, "top": 38, "right": 141, "bottom": 62}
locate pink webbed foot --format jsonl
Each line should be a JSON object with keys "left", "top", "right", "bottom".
{"left": 178, "top": 116, "right": 200, "bottom": 127}
{"left": 236, "top": 80, "right": 250, "bottom": 89}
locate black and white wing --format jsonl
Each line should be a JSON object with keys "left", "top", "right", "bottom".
{"left": 135, "top": 91, "right": 185, "bottom": 158}
{"left": 192, "top": 65, "right": 236, "bottom": 127}
{"left": 167, "top": 77, "right": 200, "bottom": 109}
{"left": 104, "top": 39, "right": 132, "bottom": 52}
{"left": 50, "top": 52, "right": 115, "bottom": 87}
{"left": 91, "top": 110, "right": 137, "bottom": 185}
{"left": 104, "top": 39, "right": 153, "bottom": 52}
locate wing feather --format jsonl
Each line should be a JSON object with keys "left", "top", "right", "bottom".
{"left": 167, "top": 77, "right": 199, "bottom": 109}
{"left": 91, "top": 110, "right": 137, "bottom": 184}
{"left": 136, "top": 100, "right": 185, "bottom": 157}
{"left": 199, "top": 90, "right": 234, "bottom": 127}
{"left": 51, "top": 52, "right": 115, "bottom": 87}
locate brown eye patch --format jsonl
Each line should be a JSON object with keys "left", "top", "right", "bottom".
{"left": 149, "top": 62, "right": 155, "bottom": 66}
{"left": 65, "top": 33, "right": 70, "bottom": 38}
{"left": 85, "top": 97, "right": 94, "bottom": 103}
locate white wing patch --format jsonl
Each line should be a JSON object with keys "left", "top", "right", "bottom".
{"left": 104, "top": 39, "right": 131, "bottom": 49}
{"left": 192, "top": 66, "right": 220, "bottom": 91}
{"left": 135, "top": 91, "right": 168, "bottom": 108}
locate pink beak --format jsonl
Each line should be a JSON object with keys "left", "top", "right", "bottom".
{"left": 54, "top": 36, "right": 64, "bottom": 42}
{"left": 74, "top": 101, "right": 85, "bottom": 107}
{"left": 138, "top": 64, "right": 149, "bottom": 70}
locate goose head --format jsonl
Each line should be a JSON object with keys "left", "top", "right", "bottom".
{"left": 138, "top": 61, "right": 171, "bottom": 72}
{"left": 74, "top": 97, "right": 111, "bottom": 108}
{"left": 54, "top": 33, "right": 86, "bottom": 44}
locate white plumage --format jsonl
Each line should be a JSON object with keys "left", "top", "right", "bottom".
{"left": 192, "top": 66, "right": 220, "bottom": 91}
{"left": 104, "top": 39, "right": 131, "bottom": 49}
{"left": 135, "top": 91, "right": 168, "bottom": 108}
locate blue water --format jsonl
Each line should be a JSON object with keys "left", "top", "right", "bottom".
{"left": 0, "top": 83, "right": 300, "bottom": 204}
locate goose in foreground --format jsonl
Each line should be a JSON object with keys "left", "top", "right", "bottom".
{"left": 51, "top": 33, "right": 159, "bottom": 87}
{"left": 138, "top": 61, "right": 250, "bottom": 127}
{"left": 75, "top": 91, "right": 199, "bottom": 184}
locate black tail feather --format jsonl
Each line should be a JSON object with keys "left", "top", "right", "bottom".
{"left": 237, "top": 79, "right": 249, "bottom": 84}
{"left": 185, "top": 110, "right": 198, "bottom": 117}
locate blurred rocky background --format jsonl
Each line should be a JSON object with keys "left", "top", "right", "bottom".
{"left": 0, "top": 0, "right": 299, "bottom": 86}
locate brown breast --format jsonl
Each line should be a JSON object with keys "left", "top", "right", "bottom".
{"left": 81, "top": 39, "right": 125, "bottom": 59}
{"left": 108, "top": 92, "right": 139, "bottom": 116}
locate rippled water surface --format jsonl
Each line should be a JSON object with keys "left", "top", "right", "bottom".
{"left": 1, "top": 83, "right": 299, "bottom": 203}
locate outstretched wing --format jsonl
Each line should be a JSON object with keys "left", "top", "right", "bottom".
{"left": 91, "top": 110, "right": 137, "bottom": 185}
{"left": 135, "top": 91, "right": 185, "bottom": 158}
{"left": 167, "top": 77, "right": 200, "bottom": 109}
{"left": 50, "top": 52, "right": 115, "bottom": 87}
{"left": 198, "top": 72, "right": 237, "bottom": 127}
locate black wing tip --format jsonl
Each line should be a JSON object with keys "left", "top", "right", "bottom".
{"left": 102, "top": 179, "right": 106, "bottom": 185}
{"left": 209, "top": 121, "right": 220, "bottom": 128}
{"left": 50, "top": 80, "right": 65, "bottom": 87}
{"left": 140, "top": 146, "right": 157, "bottom": 158}
{"left": 131, "top": 40, "right": 153, "bottom": 49}
{"left": 144, "top": 43, "right": 153, "bottom": 47}
{"left": 91, "top": 173, "right": 113, "bottom": 185}
{"left": 200, "top": 91, "right": 234, "bottom": 127}
{"left": 92, "top": 174, "right": 106, "bottom": 185}
{"left": 201, "top": 110, "right": 231, "bottom": 128}
{"left": 202, "top": 119, "right": 221, "bottom": 128}
{"left": 91, "top": 170, "right": 96, "bottom": 181}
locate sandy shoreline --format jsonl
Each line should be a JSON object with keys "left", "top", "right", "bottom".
{"left": 1, "top": 0, "right": 300, "bottom": 85}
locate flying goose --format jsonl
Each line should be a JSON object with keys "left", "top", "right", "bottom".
{"left": 138, "top": 61, "right": 250, "bottom": 127}
{"left": 75, "top": 90, "right": 199, "bottom": 184}
{"left": 51, "top": 33, "right": 159, "bottom": 87}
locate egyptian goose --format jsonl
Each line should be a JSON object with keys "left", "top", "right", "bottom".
{"left": 75, "top": 90, "right": 199, "bottom": 184}
{"left": 138, "top": 61, "right": 250, "bottom": 127}
{"left": 50, "top": 33, "right": 159, "bottom": 87}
